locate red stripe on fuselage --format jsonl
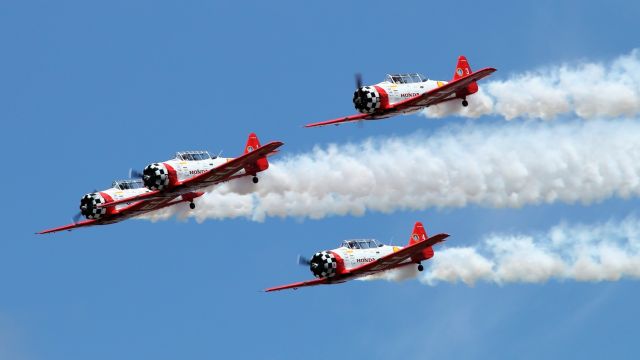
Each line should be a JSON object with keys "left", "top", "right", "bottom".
{"left": 163, "top": 163, "right": 179, "bottom": 186}
{"left": 99, "top": 192, "right": 116, "bottom": 215}
{"left": 328, "top": 251, "right": 347, "bottom": 275}
{"left": 373, "top": 85, "right": 389, "bottom": 110}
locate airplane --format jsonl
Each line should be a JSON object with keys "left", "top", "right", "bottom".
{"left": 38, "top": 133, "right": 283, "bottom": 234}
{"left": 265, "top": 221, "right": 449, "bottom": 291}
{"left": 305, "top": 56, "right": 496, "bottom": 128}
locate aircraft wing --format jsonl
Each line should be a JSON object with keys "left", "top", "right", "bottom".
{"left": 304, "top": 113, "right": 370, "bottom": 128}
{"left": 98, "top": 141, "right": 284, "bottom": 208}
{"left": 265, "top": 233, "right": 448, "bottom": 292}
{"left": 38, "top": 219, "right": 98, "bottom": 234}
{"left": 393, "top": 68, "right": 496, "bottom": 111}
{"left": 180, "top": 141, "right": 283, "bottom": 189}
{"left": 95, "top": 190, "right": 163, "bottom": 208}
{"left": 38, "top": 194, "right": 191, "bottom": 234}
{"left": 346, "top": 233, "right": 449, "bottom": 277}
{"left": 265, "top": 278, "right": 330, "bottom": 292}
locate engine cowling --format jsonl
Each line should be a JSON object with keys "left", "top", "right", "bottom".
{"left": 353, "top": 86, "right": 381, "bottom": 113}
{"left": 309, "top": 251, "right": 339, "bottom": 278}
{"left": 79, "top": 193, "right": 108, "bottom": 219}
{"left": 143, "top": 163, "right": 171, "bottom": 190}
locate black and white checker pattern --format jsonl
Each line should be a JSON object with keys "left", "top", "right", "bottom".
{"left": 310, "top": 251, "right": 338, "bottom": 278}
{"left": 79, "top": 193, "right": 107, "bottom": 219}
{"left": 143, "top": 163, "right": 170, "bottom": 190}
{"left": 353, "top": 86, "right": 381, "bottom": 114}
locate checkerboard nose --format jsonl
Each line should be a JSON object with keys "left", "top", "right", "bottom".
{"left": 142, "top": 163, "right": 170, "bottom": 190}
{"left": 352, "top": 86, "right": 381, "bottom": 114}
{"left": 79, "top": 193, "right": 107, "bottom": 220}
{"left": 309, "top": 251, "right": 338, "bottom": 278}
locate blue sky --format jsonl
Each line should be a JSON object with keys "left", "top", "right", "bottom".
{"left": 1, "top": 0, "right": 640, "bottom": 358}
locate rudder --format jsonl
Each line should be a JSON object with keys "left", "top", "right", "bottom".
{"left": 408, "top": 221, "right": 434, "bottom": 261}
{"left": 452, "top": 55, "right": 478, "bottom": 95}
{"left": 244, "top": 133, "right": 269, "bottom": 173}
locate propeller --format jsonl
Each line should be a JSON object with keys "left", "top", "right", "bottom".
{"left": 297, "top": 255, "right": 311, "bottom": 266}
{"left": 72, "top": 211, "right": 82, "bottom": 224}
{"left": 129, "top": 168, "right": 144, "bottom": 179}
{"left": 353, "top": 73, "right": 367, "bottom": 112}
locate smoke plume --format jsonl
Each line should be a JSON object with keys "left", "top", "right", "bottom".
{"left": 422, "top": 50, "right": 640, "bottom": 120}
{"left": 142, "top": 119, "right": 640, "bottom": 222}
{"left": 422, "top": 215, "right": 640, "bottom": 285}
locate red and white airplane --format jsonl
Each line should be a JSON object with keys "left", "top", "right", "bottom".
{"left": 305, "top": 56, "right": 496, "bottom": 128}
{"left": 38, "top": 133, "right": 283, "bottom": 234}
{"left": 266, "top": 221, "right": 448, "bottom": 291}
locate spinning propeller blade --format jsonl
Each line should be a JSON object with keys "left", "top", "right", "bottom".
{"left": 72, "top": 212, "right": 82, "bottom": 224}
{"left": 355, "top": 73, "right": 363, "bottom": 89}
{"left": 129, "top": 168, "right": 144, "bottom": 179}
{"left": 297, "top": 255, "right": 311, "bottom": 266}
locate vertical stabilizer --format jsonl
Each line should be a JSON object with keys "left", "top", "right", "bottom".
{"left": 452, "top": 55, "right": 478, "bottom": 95}
{"left": 408, "top": 221, "right": 434, "bottom": 261}
{"left": 243, "top": 133, "right": 269, "bottom": 174}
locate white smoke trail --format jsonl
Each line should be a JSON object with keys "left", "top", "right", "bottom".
{"left": 422, "top": 49, "right": 640, "bottom": 120}
{"left": 422, "top": 215, "right": 640, "bottom": 285}
{"left": 140, "top": 119, "right": 640, "bottom": 223}
{"left": 358, "top": 266, "right": 419, "bottom": 282}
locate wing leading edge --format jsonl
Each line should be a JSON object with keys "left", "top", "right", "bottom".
{"left": 304, "top": 113, "right": 370, "bottom": 128}
{"left": 264, "top": 278, "right": 330, "bottom": 292}
{"left": 38, "top": 219, "right": 97, "bottom": 235}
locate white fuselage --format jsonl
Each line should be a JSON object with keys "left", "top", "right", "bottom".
{"left": 162, "top": 156, "right": 238, "bottom": 183}
{"left": 99, "top": 186, "right": 151, "bottom": 211}
{"left": 354, "top": 78, "right": 453, "bottom": 117}
{"left": 332, "top": 244, "right": 403, "bottom": 269}
{"left": 380, "top": 79, "right": 449, "bottom": 107}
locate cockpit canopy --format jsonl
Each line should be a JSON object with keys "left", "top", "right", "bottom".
{"left": 175, "top": 150, "right": 213, "bottom": 161}
{"left": 385, "top": 73, "right": 427, "bottom": 84}
{"left": 112, "top": 179, "right": 145, "bottom": 190}
{"left": 340, "top": 239, "right": 383, "bottom": 249}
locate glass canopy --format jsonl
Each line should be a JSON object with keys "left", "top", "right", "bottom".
{"left": 385, "top": 73, "right": 427, "bottom": 84}
{"left": 340, "top": 239, "right": 383, "bottom": 249}
{"left": 175, "top": 151, "right": 213, "bottom": 161}
{"left": 112, "top": 179, "right": 145, "bottom": 190}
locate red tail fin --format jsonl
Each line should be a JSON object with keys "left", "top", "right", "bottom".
{"left": 409, "top": 221, "right": 428, "bottom": 245}
{"left": 244, "top": 133, "right": 269, "bottom": 173}
{"left": 452, "top": 55, "right": 478, "bottom": 95}
{"left": 453, "top": 55, "right": 472, "bottom": 80}
{"left": 244, "top": 133, "right": 262, "bottom": 154}
{"left": 409, "top": 221, "right": 434, "bottom": 261}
